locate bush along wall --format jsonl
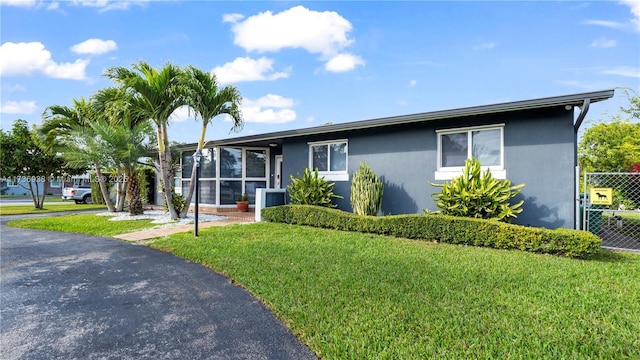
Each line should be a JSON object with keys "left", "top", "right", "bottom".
{"left": 261, "top": 205, "right": 602, "bottom": 258}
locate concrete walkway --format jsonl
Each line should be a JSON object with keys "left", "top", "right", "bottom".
{"left": 114, "top": 212, "right": 256, "bottom": 242}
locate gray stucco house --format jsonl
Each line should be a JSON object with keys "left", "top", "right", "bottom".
{"left": 172, "top": 89, "right": 614, "bottom": 229}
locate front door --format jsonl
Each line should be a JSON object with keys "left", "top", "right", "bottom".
{"left": 275, "top": 155, "right": 283, "bottom": 189}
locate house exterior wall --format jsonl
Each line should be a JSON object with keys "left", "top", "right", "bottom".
{"left": 282, "top": 106, "right": 577, "bottom": 229}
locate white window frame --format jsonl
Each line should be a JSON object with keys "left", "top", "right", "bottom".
{"left": 179, "top": 146, "right": 269, "bottom": 207}
{"left": 308, "top": 139, "right": 349, "bottom": 182}
{"left": 435, "top": 124, "right": 505, "bottom": 180}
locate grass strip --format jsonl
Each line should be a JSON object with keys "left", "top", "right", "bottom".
{"left": 6, "top": 213, "right": 156, "bottom": 237}
{"left": 151, "top": 222, "right": 640, "bottom": 359}
{"left": 0, "top": 204, "right": 106, "bottom": 215}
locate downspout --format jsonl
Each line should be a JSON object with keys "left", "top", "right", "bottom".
{"left": 573, "top": 98, "right": 591, "bottom": 132}
{"left": 573, "top": 98, "right": 591, "bottom": 229}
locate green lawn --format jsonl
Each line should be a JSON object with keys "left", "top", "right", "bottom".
{"left": 7, "top": 215, "right": 640, "bottom": 359}
{"left": 0, "top": 204, "right": 106, "bottom": 215}
{"left": 0, "top": 195, "right": 65, "bottom": 202}
{"left": 151, "top": 223, "right": 640, "bottom": 359}
{"left": 6, "top": 213, "right": 155, "bottom": 237}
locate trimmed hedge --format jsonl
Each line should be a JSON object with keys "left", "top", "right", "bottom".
{"left": 261, "top": 205, "right": 602, "bottom": 258}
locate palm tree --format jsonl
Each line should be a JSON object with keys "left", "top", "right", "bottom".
{"left": 88, "top": 119, "right": 152, "bottom": 215}
{"left": 180, "top": 66, "right": 243, "bottom": 217}
{"left": 41, "top": 98, "right": 117, "bottom": 212}
{"left": 105, "top": 61, "right": 189, "bottom": 220}
{"left": 92, "top": 87, "right": 154, "bottom": 215}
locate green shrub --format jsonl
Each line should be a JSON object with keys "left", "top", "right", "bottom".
{"left": 262, "top": 205, "right": 601, "bottom": 258}
{"left": 162, "top": 186, "right": 187, "bottom": 215}
{"left": 430, "top": 158, "right": 525, "bottom": 221}
{"left": 288, "top": 168, "right": 343, "bottom": 207}
{"left": 350, "top": 162, "right": 383, "bottom": 216}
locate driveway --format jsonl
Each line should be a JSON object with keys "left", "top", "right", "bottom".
{"left": 0, "top": 216, "right": 316, "bottom": 359}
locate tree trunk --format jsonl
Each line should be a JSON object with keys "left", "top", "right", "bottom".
{"left": 38, "top": 179, "right": 48, "bottom": 209}
{"left": 96, "top": 165, "right": 116, "bottom": 212}
{"left": 180, "top": 148, "right": 201, "bottom": 218}
{"left": 158, "top": 124, "right": 178, "bottom": 220}
{"left": 126, "top": 168, "right": 144, "bottom": 215}
{"left": 180, "top": 123, "right": 208, "bottom": 218}
{"left": 116, "top": 169, "right": 126, "bottom": 212}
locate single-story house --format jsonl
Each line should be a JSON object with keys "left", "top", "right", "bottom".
{"left": 169, "top": 89, "right": 614, "bottom": 229}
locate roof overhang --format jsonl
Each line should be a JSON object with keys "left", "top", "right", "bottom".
{"left": 175, "top": 89, "right": 615, "bottom": 151}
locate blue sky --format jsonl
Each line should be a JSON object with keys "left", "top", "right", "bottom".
{"left": 1, "top": 0, "right": 639, "bottom": 144}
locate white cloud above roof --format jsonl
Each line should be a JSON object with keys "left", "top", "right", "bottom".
{"left": 0, "top": 41, "right": 89, "bottom": 80}
{"left": 583, "top": 1, "right": 640, "bottom": 33}
{"left": 212, "top": 56, "right": 290, "bottom": 83}
{"left": 241, "top": 94, "right": 297, "bottom": 124}
{"left": 70, "top": 0, "right": 147, "bottom": 12}
{"left": 1, "top": 0, "right": 145, "bottom": 11}
{"left": 0, "top": 0, "right": 37, "bottom": 7}
{"left": 224, "top": 5, "right": 364, "bottom": 72}
{"left": 71, "top": 38, "right": 117, "bottom": 55}
{"left": 601, "top": 66, "right": 640, "bottom": 77}
{"left": 324, "top": 53, "right": 365, "bottom": 73}
{"left": 0, "top": 100, "right": 36, "bottom": 114}
{"left": 582, "top": 19, "right": 628, "bottom": 30}
{"left": 620, "top": 0, "right": 640, "bottom": 31}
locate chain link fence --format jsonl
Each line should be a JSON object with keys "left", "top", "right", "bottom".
{"left": 583, "top": 172, "right": 640, "bottom": 251}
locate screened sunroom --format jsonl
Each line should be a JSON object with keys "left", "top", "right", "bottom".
{"left": 176, "top": 146, "right": 271, "bottom": 209}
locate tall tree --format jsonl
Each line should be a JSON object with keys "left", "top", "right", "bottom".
{"left": 105, "top": 62, "right": 188, "bottom": 220}
{"left": 41, "top": 99, "right": 117, "bottom": 212}
{"left": 579, "top": 92, "right": 640, "bottom": 172}
{"left": 0, "top": 120, "right": 69, "bottom": 209}
{"left": 180, "top": 66, "right": 243, "bottom": 217}
{"left": 92, "top": 87, "right": 154, "bottom": 215}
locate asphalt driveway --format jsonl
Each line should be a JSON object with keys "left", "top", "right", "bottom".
{"left": 0, "top": 216, "right": 316, "bottom": 359}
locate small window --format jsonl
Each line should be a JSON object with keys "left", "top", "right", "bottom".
{"left": 436, "top": 125, "right": 505, "bottom": 180}
{"left": 308, "top": 140, "right": 348, "bottom": 181}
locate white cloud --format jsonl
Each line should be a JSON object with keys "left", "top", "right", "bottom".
{"left": 473, "top": 42, "right": 496, "bottom": 50}
{"left": 241, "top": 94, "right": 297, "bottom": 124}
{"left": 324, "top": 53, "right": 365, "bottom": 73}
{"left": 0, "top": 42, "right": 89, "bottom": 80}
{"left": 226, "top": 6, "right": 364, "bottom": 71}
{"left": 0, "top": 0, "right": 36, "bottom": 7}
{"left": 212, "top": 57, "right": 290, "bottom": 83}
{"left": 601, "top": 66, "right": 640, "bottom": 77}
{"left": 589, "top": 38, "right": 616, "bottom": 48}
{"left": 0, "top": 100, "right": 36, "bottom": 114}
{"left": 222, "top": 13, "right": 244, "bottom": 23}
{"left": 245, "top": 94, "right": 295, "bottom": 109}
{"left": 169, "top": 105, "right": 194, "bottom": 122}
{"left": 228, "top": 6, "right": 353, "bottom": 56}
{"left": 47, "top": 2, "right": 59, "bottom": 10}
{"left": 306, "top": 116, "right": 315, "bottom": 122}
{"left": 620, "top": 0, "right": 640, "bottom": 31}
{"left": 71, "top": 38, "right": 117, "bottom": 55}
{"left": 70, "top": 0, "right": 147, "bottom": 12}
{"left": 409, "top": 80, "right": 417, "bottom": 87}
{"left": 2, "top": 83, "right": 27, "bottom": 92}
{"left": 582, "top": 19, "right": 628, "bottom": 30}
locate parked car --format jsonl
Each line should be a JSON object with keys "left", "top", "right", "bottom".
{"left": 62, "top": 186, "right": 92, "bottom": 204}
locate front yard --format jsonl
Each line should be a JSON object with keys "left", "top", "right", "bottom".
{"left": 6, "top": 215, "right": 640, "bottom": 359}
{"left": 151, "top": 222, "right": 640, "bottom": 359}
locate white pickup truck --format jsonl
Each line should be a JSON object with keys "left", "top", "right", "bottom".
{"left": 62, "top": 186, "right": 93, "bottom": 204}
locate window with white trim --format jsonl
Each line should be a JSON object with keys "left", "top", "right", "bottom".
{"left": 436, "top": 124, "right": 505, "bottom": 180}
{"left": 308, "top": 140, "right": 348, "bottom": 181}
